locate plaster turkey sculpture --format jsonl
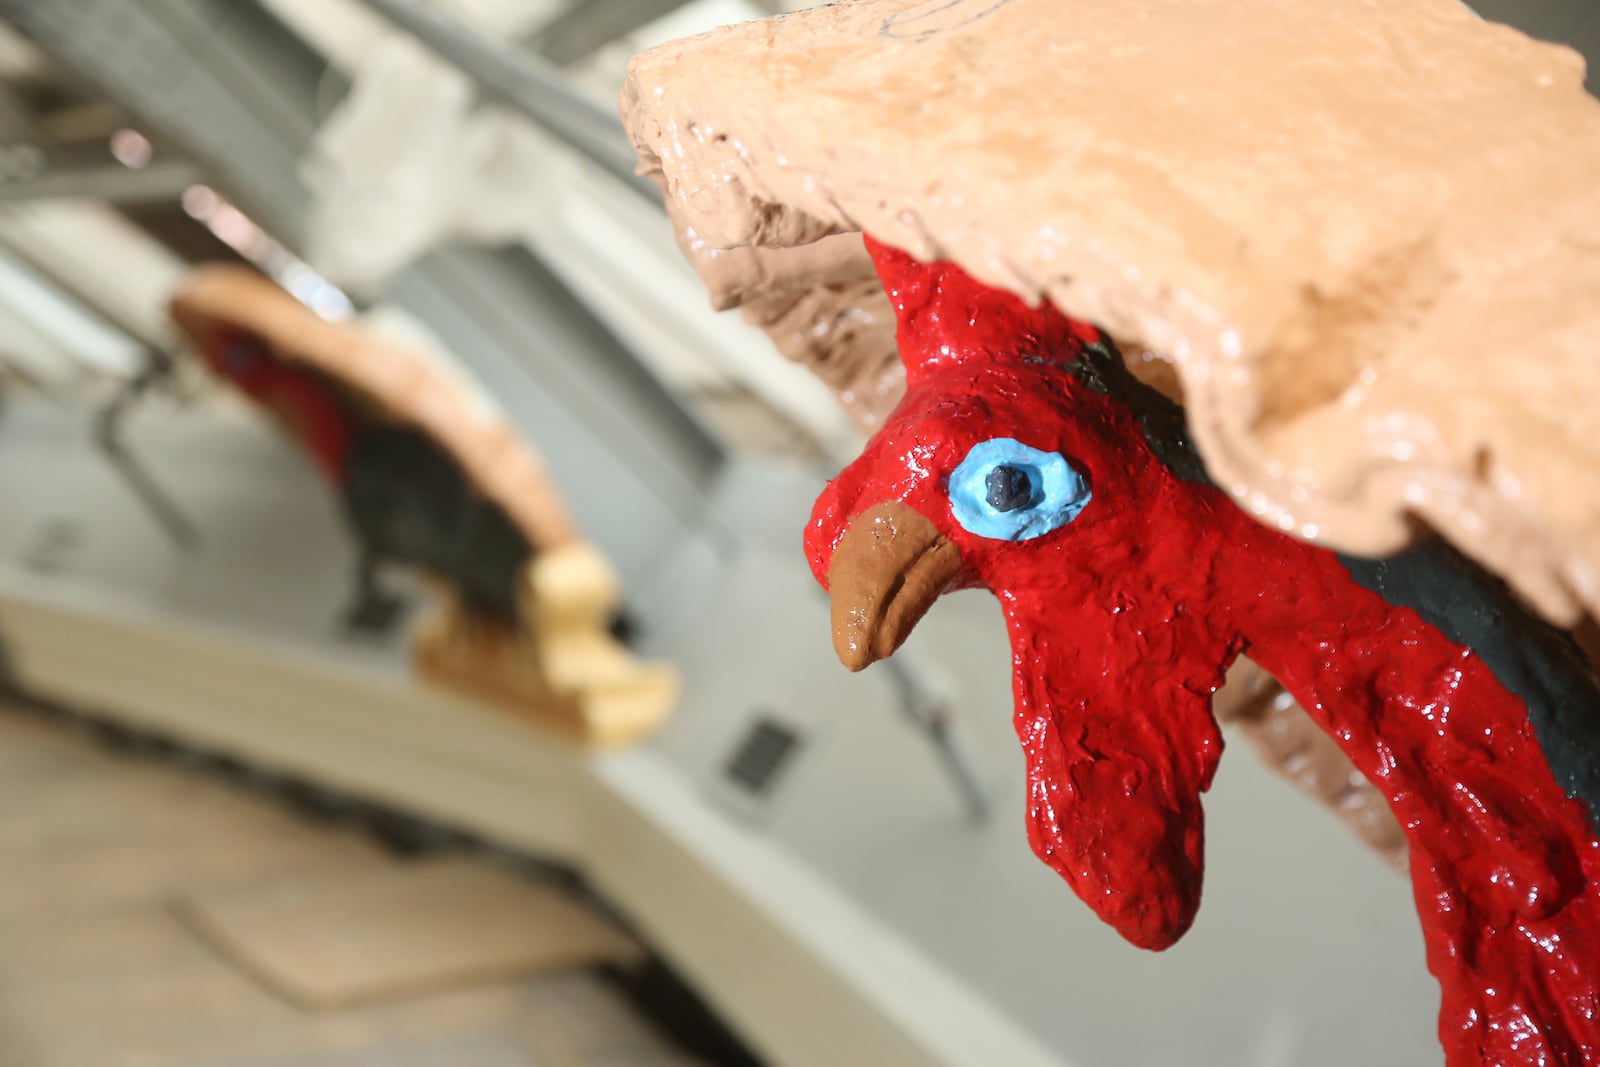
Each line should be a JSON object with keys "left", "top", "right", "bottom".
{"left": 190, "top": 327, "right": 532, "bottom": 629}
{"left": 621, "top": 0, "right": 1600, "bottom": 882}
{"left": 805, "top": 238, "right": 1600, "bottom": 1067}
{"left": 621, "top": 0, "right": 1600, "bottom": 1062}
{"left": 170, "top": 266, "right": 676, "bottom": 745}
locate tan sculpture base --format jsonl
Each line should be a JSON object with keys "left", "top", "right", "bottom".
{"left": 415, "top": 543, "right": 678, "bottom": 747}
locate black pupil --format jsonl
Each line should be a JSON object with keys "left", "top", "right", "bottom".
{"left": 985, "top": 465, "right": 1035, "bottom": 512}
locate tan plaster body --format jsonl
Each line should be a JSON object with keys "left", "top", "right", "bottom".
{"left": 624, "top": 0, "right": 1600, "bottom": 628}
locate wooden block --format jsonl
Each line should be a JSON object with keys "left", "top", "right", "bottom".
{"left": 176, "top": 858, "right": 642, "bottom": 1009}
{"left": 413, "top": 564, "right": 678, "bottom": 749}
{"left": 524, "top": 542, "right": 623, "bottom": 628}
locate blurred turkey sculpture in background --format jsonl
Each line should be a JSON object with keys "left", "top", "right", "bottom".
{"left": 170, "top": 267, "right": 676, "bottom": 745}
{"left": 195, "top": 328, "right": 533, "bottom": 630}
{"left": 807, "top": 238, "right": 1600, "bottom": 1067}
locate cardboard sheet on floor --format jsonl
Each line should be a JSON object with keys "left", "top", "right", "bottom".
{"left": 175, "top": 858, "right": 642, "bottom": 1008}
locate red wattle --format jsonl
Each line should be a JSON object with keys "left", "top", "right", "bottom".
{"left": 1007, "top": 599, "right": 1230, "bottom": 949}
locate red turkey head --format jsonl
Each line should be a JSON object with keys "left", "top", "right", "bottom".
{"left": 805, "top": 237, "right": 1241, "bottom": 950}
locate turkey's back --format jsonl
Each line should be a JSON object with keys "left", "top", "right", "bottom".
{"left": 342, "top": 424, "right": 532, "bottom": 622}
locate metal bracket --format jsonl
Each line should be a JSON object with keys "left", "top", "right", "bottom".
{"left": 92, "top": 350, "right": 201, "bottom": 551}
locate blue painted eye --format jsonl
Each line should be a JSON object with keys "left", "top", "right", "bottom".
{"left": 947, "top": 438, "right": 1091, "bottom": 541}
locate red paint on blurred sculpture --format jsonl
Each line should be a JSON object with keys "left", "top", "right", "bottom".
{"left": 203, "top": 330, "right": 353, "bottom": 481}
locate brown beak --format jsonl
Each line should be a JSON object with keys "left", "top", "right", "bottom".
{"left": 826, "top": 500, "right": 963, "bottom": 671}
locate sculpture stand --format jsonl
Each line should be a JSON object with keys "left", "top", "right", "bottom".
{"left": 415, "top": 542, "right": 677, "bottom": 746}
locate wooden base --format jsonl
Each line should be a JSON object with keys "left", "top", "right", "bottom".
{"left": 414, "top": 542, "right": 678, "bottom": 747}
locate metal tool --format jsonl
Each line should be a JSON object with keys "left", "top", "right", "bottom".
{"left": 880, "top": 650, "right": 994, "bottom": 822}
{"left": 93, "top": 350, "right": 201, "bottom": 551}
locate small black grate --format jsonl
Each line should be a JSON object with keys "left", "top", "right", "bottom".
{"left": 723, "top": 717, "right": 803, "bottom": 796}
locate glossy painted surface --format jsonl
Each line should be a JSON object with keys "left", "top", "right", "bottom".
{"left": 806, "top": 237, "right": 1600, "bottom": 1066}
